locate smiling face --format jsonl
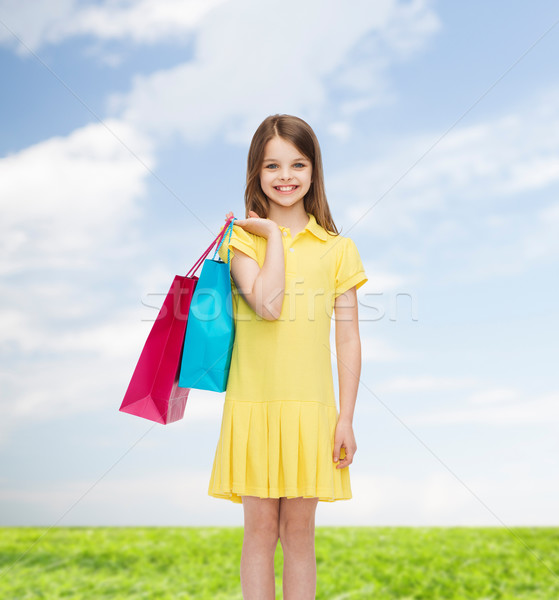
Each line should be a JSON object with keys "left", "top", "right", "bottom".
{"left": 259, "top": 136, "right": 313, "bottom": 210}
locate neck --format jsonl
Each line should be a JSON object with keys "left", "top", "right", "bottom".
{"left": 267, "top": 204, "right": 309, "bottom": 234}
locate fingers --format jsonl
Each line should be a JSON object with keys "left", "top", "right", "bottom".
{"left": 225, "top": 210, "right": 260, "bottom": 225}
{"left": 336, "top": 451, "right": 354, "bottom": 469}
{"left": 333, "top": 439, "right": 342, "bottom": 464}
{"left": 235, "top": 211, "right": 262, "bottom": 228}
{"left": 333, "top": 443, "right": 355, "bottom": 469}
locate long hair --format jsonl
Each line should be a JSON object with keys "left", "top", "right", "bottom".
{"left": 244, "top": 114, "right": 339, "bottom": 235}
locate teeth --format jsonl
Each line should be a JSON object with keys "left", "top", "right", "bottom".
{"left": 277, "top": 186, "right": 296, "bottom": 191}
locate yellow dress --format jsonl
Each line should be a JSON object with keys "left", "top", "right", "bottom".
{"left": 208, "top": 213, "right": 367, "bottom": 503}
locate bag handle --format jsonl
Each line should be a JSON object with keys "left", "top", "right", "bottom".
{"left": 187, "top": 217, "right": 234, "bottom": 277}
{"left": 186, "top": 216, "right": 236, "bottom": 278}
{"left": 213, "top": 217, "right": 235, "bottom": 266}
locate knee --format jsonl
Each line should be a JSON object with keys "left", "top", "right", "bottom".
{"left": 279, "top": 514, "right": 315, "bottom": 549}
{"left": 245, "top": 515, "right": 280, "bottom": 547}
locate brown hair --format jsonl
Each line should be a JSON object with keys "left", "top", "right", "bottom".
{"left": 244, "top": 114, "right": 339, "bottom": 235}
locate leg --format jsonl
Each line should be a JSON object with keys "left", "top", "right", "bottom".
{"left": 279, "top": 497, "right": 319, "bottom": 600}
{"left": 241, "top": 496, "right": 280, "bottom": 599}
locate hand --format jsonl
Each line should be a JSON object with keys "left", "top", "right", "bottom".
{"left": 230, "top": 210, "right": 280, "bottom": 240}
{"left": 333, "top": 420, "right": 356, "bottom": 469}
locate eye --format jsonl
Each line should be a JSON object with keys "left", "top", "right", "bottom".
{"left": 294, "top": 163, "right": 306, "bottom": 168}
{"left": 264, "top": 163, "right": 278, "bottom": 170}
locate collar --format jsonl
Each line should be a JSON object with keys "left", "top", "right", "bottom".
{"left": 277, "top": 212, "right": 328, "bottom": 241}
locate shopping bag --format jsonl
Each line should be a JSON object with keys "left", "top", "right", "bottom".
{"left": 119, "top": 275, "right": 194, "bottom": 424}
{"left": 178, "top": 218, "right": 236, "bottom": 393}
{"left": 119, "top": 216, "right": 235, "bottom": 423}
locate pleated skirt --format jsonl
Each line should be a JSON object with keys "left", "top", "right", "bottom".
{"left": 208, "top": 399, "right": 352, "bottom": 503}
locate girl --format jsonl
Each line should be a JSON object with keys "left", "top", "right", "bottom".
{"left": 211, "top": 114, "right": 367, "bottom": 599}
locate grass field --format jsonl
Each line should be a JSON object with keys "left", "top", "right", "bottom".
{"left": 1, "top": 527, "right": 558, "bottom": 599}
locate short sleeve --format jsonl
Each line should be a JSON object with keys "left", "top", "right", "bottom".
{"left": 217, "top": 223, "right": 258, "bottom": 263}
{"left": 334, "top": 237, "right": 368, "bottom": 298}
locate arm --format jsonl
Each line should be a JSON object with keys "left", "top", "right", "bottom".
{"left": 227, "top": 211, "right": 285, "bottom": 321}
{"left": 332, "top": 285, "right": 361, "bottom": 468}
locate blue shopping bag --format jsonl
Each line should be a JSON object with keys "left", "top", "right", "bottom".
{"left": 178, "top": 219, "right": 236, "bottom": 392}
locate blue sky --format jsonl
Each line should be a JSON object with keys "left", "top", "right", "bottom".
{"left": 1, "top": 0, "right": 558, "bottom": 528}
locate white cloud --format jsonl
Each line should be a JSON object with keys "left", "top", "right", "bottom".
{"left": 0, "top": 0, "right": 75, "bottom": 51}
{"left": 335, "top": 87, "right": 559, "bottom": 239}
{"left": 183, "top": 389, "right": 225, "bottom": 421}
{"left": 59, "top": 0, "right": 228, "bottom": 44}
{"left": 377, "top": 375, "right": 478, "bottom": 394}
{"left": 0, "top": 120, "right": 158, "bottom": 439}
{"left": 356, "top": 266, "right": 419, "bottom": 323}
{"left": 1, "top": 0, "right": 441, "bottom": 147}
{"left": 360, "top": 336, "right": 401, "bottom": 362}
{"left": 410, "top": 390, "right": 559, "bottom": 426}
{"left": 328, "top": 86, "right": 559, "bottom": 285}
{"left": 0, "top": 307, "right": 226, "bottom": 428}
{"left": 518, "top": 201, "right": 559, "bottom": 264}
{"left": 373, "top": 379, "right": 559, "bottom": 427}
{"left": 327, "top": 122, "right": 352, "bottom": 143}
{"left": 0, "top": 469, "right": 241, "bottom": 526}
{"left": 4, "top": 460, "right": 557, "bottom": 526}
{"left": 0, "top": 356, "right": 128, "bottom": 421}
{"left": 360, "top": 262, "right": 410, "bottom": 293}
{"left": 0, "top": 305, "right": 146, "bottom": 360}
{"left": 0, "top": 119, "right": 153, "bottom": 274}
{"left": 110, "top": 0, "right": 441, "bottom": 144}
{"left": 468, "top": 387, "right": 521, "bottom": 405}
{"left": 319, "top": 471, "right": 526, "bottom": 526}
{"left": 0, "top": 0, "right": 227, "bottom": 52}
{"left": 451, "top": 199, "right": 559, "bottom": 281}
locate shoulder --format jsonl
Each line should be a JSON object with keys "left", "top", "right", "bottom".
{"left": 231, "top": 224, "right": 264, "bottom": 257}
{"left": 330, "top": 234, "right": 368, "bottom": 295}
{"left": 218, "top": 223, "right": 262, "bottom": 264}
{"left": 322, "top": 232, "right": 359, "bottom": 258}
{"left": 229, "top": 223, "right": 258, "bottom": 245}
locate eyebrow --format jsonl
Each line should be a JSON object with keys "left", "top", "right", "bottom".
{"left": 262, "top": 157, "right": 309, "bottom": 162}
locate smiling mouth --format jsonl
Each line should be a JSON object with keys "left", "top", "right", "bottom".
{"left": 275, "top": 186, "right": 298, "bottom": 192}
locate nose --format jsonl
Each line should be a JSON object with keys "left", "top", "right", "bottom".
{"left": 279, "top": 167, "right": 292, "bottom": 181}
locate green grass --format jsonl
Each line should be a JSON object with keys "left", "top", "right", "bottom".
{"left": 0, "top": 527, "right": 558, "bottom": 599}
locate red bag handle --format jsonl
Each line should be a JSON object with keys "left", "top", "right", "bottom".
{"left": 186, "top": 216, "right": 235, "bottom": 278}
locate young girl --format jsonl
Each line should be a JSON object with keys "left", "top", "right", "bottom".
{"left": 211, "top": 114, "right": 367, "bottom": 599}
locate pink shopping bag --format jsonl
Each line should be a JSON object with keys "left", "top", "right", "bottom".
{"left": 119, "top": 216, "right": 234, "bottom": 424}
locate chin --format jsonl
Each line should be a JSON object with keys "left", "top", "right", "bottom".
{"left": 271, "top": 198, "right": 304, "bottom": 209}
